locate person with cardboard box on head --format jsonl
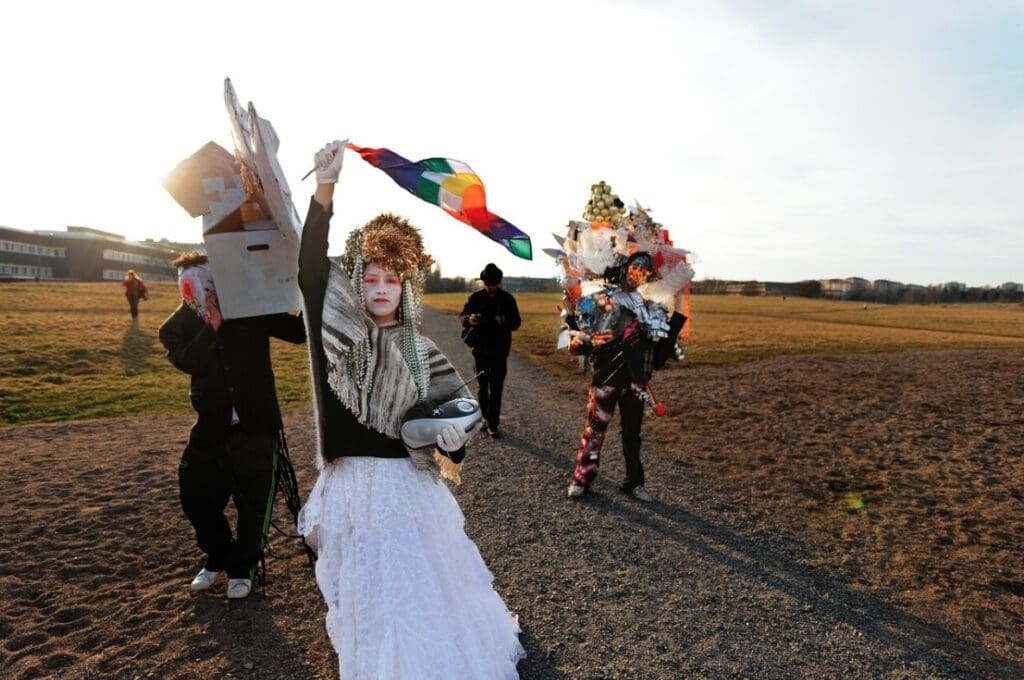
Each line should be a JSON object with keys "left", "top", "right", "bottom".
{"left": 158, "top": 251, "right": 306, "bottom": 600}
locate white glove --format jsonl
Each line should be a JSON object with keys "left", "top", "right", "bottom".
{"left": 436, "top": 423, "right": 471, "bottom": 452}
{"left": 314, "top": 139, "right": 348, "bottom": 184}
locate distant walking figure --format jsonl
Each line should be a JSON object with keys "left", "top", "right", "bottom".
{"left": 458, "top": 263, "right": 521, "bottom": 438}
{"left": 122, "top": 270, "right": 148, "bottom": 319}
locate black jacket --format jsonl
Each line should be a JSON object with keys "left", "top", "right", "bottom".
{"left": 590, "top": 311, "right": 686, "bottom": 388}
{"left": 159, "top": 304, "right": 306, "bottom": 447}
{"left": 459, "top": 288, "right": 521, "bottom": 357}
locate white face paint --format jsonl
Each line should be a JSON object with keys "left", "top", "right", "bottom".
{"left": 362, "top": 262, "right": 403, "bottom": 324}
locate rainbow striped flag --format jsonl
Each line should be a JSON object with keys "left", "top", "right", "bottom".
{"left": 347, "top": 143, "right": 532, "bottom": 260}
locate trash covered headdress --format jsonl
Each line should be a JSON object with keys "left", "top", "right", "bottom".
{"left": 549, "top": 180, "right": 696, "bottom": 411}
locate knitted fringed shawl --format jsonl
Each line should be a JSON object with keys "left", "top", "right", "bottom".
{"left": 320, "top": 263, "right": 469, "bottom": 477}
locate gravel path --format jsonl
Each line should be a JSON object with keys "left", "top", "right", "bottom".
{"left": 424, "top": 307, "right": 1024, "bottom": 679}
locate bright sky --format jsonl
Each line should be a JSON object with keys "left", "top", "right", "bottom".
{"left": 1, "top": 0, "right": 1022, "bottom": 285}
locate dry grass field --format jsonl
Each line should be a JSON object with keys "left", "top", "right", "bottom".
{"left": 2, "top": 282, "right": 1023, "bottom": 427}
{"left": 427, "top": 290, "right": 1024, "bottom": 372}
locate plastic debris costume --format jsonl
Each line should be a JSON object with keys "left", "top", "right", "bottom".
{"left": 550, "top": 182, "right": 695, "bottom": 499}
{"left": 296, "top": 142, "right": 524, "bottom": 679}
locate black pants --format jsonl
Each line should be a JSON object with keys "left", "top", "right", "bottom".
{"left": 473, "top": 352, "right": 508, "bottom": 432}
{"left": 178, "top": 429, "right": 278, "bottom": 579}
{"left": 572, "top": 384, "right": 645, "bottom": 491}
{"left": 128, "top": 297, "right": 139, "bottom": 318}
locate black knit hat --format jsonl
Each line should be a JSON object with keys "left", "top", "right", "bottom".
{"left": 480, "top": 263, "right": 503, "bottom": 285}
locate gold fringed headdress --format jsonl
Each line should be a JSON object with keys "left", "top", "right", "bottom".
{"left": 339, "top": 213, "right": 435, "bottom": 401}
{"left": 341, "top": 213, "right": 434, "bottom": 313}
{"left": 355, "top": 213, "right": 434, "bottom": 273}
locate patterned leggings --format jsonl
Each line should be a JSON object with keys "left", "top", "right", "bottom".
{"left": 571, "top": 384, "right": 645, "bottom": 491}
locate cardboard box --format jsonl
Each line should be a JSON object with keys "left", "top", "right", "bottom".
{"left": 162, "top": 79, "right": 303, "bottom": 319}
{"left": 204, "top": 227, "right": 300, "bottom": 320}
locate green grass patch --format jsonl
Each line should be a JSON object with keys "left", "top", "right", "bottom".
{"left": 0, "top": 282, "right": 310, "bottom": 427}
{"left": 1, "top": 283, "right": 1022, "bottom": 427}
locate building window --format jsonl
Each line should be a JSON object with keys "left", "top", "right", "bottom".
{"left": 0, "top": 262, "right": 53, "bottom": 278}
{"left": 103, "top": 249, "right": 169, "bottom": 267}
{"left": 0, "top": 240, "right": 65, "bottom": 258}
{"left": 103, "top": 269, "right": 175, "bottom": 282}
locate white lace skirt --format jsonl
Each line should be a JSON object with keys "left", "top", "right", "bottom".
{"left": 298, "top": 457, "right": 525, "bottom": 679}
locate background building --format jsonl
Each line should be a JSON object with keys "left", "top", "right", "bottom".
{"left": 0, "top": 225, "right": 193, "bottom": 281}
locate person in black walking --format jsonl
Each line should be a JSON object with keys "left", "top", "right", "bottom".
{"left": 458, "top": 263, "right": 521, "bottom": 438}
{"left": 158, "top": 251, "right": 306, "bottom": 599}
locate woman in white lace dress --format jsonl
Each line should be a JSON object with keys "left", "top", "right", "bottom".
{"left": 296, "top": 140, "right": 525, "bottom": 679}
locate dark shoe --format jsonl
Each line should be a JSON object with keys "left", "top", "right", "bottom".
{"left": 628, "top": 486, "right": 654, "bottom": 503}
{"left": 488, "top": 428, "right": 501, "bottom": 439}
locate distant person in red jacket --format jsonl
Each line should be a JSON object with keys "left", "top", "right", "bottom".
{"left": 122, "top": 270, "right": 148, "bottom": 319}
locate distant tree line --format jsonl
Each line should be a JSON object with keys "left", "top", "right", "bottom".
{"left": 866, "top": 283, "right": 1024, "bottom": 304}
{"left": 423, "top": 266, "right": 471, "bottom": 293}
{"left": 691, "top": 279, "right": 765, "bottom": 296}
{"left": 425, "top": 270, "right": 1024, "bottom": 303}
{"left": 422, "top": 267, "right": 562, "bottom": 294}
{"left": 692, "top": 277, "right": 1024, "bottom": 304}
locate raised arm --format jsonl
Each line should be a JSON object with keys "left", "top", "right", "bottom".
{"left": 298, "top": 140, "right": 347, "bottom": 307}
{"left": 313, "top": 183, "right": 334, "bottom": 211}
{"left": 313, "top": 140, "right": 345, "bottom": 210}
{"left": 298, "top": 198, "right": 333, "bottom": 303}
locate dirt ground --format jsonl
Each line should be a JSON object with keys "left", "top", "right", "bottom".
{"left": 645, "top": 348, "right": 1024, "bottom": 663}
{"left": 0, "top": 310, "right": 1021, "bottom": 678}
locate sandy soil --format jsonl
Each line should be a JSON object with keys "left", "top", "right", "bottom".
{"left": 646, "top": 348, "right": 1024, "bottom": 664}
{"left": 0, "top": 309, "right": 1021, "bottom": 678}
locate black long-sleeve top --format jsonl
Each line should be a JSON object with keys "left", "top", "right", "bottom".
{"left": 459, "top": 288, "right": 521, "bottom": 357}
{"left": 298, "top": 198, "right": 410, "bottom": 461}
{"left": 158, "top": 304, "right": 307, "bottom": 447}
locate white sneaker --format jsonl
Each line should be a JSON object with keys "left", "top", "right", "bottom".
{"left": 189, "top": 568, "right": 222, "bottom": 592}
{"left": 630, "top": 486, "right": 654, "bottom": 503}
{"left": 226, "top": 578, "right": 252, "bottom": 600}
{"left": 567, "top": 481, "right": 586, "bottom": 498}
